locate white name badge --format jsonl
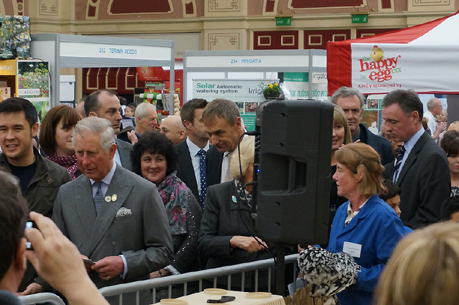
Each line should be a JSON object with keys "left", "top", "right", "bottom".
{"left": 343, "top": 241, "right": 362, "bottom": 258}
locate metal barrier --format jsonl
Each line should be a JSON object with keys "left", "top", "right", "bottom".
{"left": 99, "top": 254, "right": 299, "bottom": 305}
{"left": 18, "top": 254, "right": 299, "bottom": 305}
{"left": 20, "top": 292, "right": 66, "bottom": 305}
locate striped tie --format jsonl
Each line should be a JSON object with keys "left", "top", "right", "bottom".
{"left": 393, "top": 145, "right": 406, "bottom": 182}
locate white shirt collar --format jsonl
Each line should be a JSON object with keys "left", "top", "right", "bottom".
{"left": 90, "top": 161, "right": 117, "bottom": 186}
{"left": 186, "top": 137, "right": 209, "bottom": 157}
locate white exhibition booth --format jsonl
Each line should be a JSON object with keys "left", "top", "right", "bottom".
{"left": 30, "top": 33, "right": 175, "bottom": 109}
{"left": 183, "top": 50, "right": 327, "bottom": 131}
{"left": 183, "top": 49, "right": 327, "bottom": 102}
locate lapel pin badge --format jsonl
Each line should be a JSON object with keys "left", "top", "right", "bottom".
{"left": 112, "top": 194, "right": 117, "bottom": 202}
{"left": 232, "top": 195, "right": 237, "bottom": 203}
{"left": 105, "top": 196, "right": 111, "bottom": 203}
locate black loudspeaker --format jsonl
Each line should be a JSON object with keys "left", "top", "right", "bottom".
{"left": 256, "top": 100, "right": 333, "bottom": 245}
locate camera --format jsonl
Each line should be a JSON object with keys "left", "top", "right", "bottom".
{"left": 25, "top": 220, "right": 37, "bottom": 250}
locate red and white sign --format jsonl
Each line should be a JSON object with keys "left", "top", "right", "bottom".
{"left": 328, "top": 12, "right": 459, "bottom": 95}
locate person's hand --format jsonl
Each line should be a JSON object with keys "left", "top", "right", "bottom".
{"left": 149, "top": 269, "right": 170, "bottom": 279}
{"left": 18, "top": 283, "right": 44, "bottom": 296}
{"left": 230, "top": 236, "right": 268, "bottom": 253}
{"left": 82, "top": 255, "right": 93, "bottom": 273}
{"left": 437, "top": 121, "right": 447, "bottom": 133}
{"left": 127, "top": 130, "right": 138, "bottom": 144}
{"left": 24, "top": 212, "right": 109, "bottom": 305}
{"left": 91, "top": 256, "right": 124, "bottom": 281}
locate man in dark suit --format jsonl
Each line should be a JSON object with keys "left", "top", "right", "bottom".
{"left": 382, "top": 89, "right": 450, "bottom": 229}
{"left": 84, "top": 89, "right": 133, "bottom": 171}
{"left": 202, "top": 99, "right": 246, "bottom": 183}
{"left": 176, "top": 98, "right": 223, "bottom": 207}
{"left": 32, "top": 117, "right": 174, "bottom": 305}
{"left": 331, "top": 86, "right": 394, "bottom": 166}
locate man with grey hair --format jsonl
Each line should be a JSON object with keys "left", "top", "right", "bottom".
{"left": 382, "top": 89, "right": 450, "bottom": 229}
{"left": 29, "top": 117, "right": 174, "bottom": 305}
{"left": 202, "top": 98, "right": 246, "bottom": 183}
{"left": 423, "top": 97, "right": 443, "bottom": 136}
{"left": 135, "top": 102, "right": 158, "bottom": 136}
{"left": 331, "top": 86, "right": 394, "bottom": 165}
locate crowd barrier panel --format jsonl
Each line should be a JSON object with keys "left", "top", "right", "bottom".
{"left": 99, "top": 254, "right": 299, "bottom": 305}
{"left": 20, "top": 292, "right": 65, "bottom": 305}
{"left": 18, "top": 254, "right": 299, "bottom": 305}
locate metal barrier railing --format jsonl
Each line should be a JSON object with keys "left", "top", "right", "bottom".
{"left": 19, "top": 254, "right": 299, "bottom": 305}
{"left": 100, "top": 254, "right": 299, "bottom": 305}
{"left": 20, "top": 292, "right": 65, "bottom": 305}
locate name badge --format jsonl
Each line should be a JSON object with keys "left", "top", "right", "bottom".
{"left": 343, "top": 241, "right": 362, "bottom": 258}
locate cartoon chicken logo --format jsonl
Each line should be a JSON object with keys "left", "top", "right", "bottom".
{"left": 370, "top": 45, "right": 384, "bottom": 62}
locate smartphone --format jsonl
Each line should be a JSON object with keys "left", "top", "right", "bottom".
{"left": 83, "top": 258, "right": 95, "bottom": 266}
{"left": 25, "top": 220, "right": 37, "bottom": 250}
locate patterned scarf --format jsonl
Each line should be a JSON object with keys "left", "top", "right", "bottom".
{"left": 157, "top": 172, "right": 189, "bottom": 235}
{"left": 46, "top": 153, "right": 79, "bottom": 180}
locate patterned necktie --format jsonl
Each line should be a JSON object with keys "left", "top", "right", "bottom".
{"left": 197, "top": 150, "right": 207, "bottom": 206}
{"left": 94, "top": 181, "right": 104, "bottom": 214}
{"left": 393, "top": 145, "right": 406, "bottom": 181}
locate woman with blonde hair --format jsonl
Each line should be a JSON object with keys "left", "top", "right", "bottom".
{"left": 376, "top": 221, "right": 459, "bottom": 305}
{"left": 198, "top": 136, "right": 272, "bottom": 290}
{"left": 300, "top": 143, "right": 405, "bottom": 305}
{"left": 330, "top": 104, "right": 353, "bottom": 222}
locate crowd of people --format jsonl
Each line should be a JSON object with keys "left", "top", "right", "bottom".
{"left": 2, "top": 87, "right": 459, "bottom": 305}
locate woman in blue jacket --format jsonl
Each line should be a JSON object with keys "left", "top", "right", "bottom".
{"left": 328, "top": 143, "right": 405, "bottom": 305}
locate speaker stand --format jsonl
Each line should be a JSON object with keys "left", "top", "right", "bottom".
{"left": 274, "top": 244, "right": 286, "bottom": 296}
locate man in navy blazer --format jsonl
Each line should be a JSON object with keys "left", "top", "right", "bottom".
{"left": 176, "top": 98, "right": 223, "bottom": 207}
{"left": 382, "top": 89, "right": 450, "bottom": 229}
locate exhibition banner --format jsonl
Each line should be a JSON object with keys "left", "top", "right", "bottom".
{"left": 192, "top": 79, "right": 275, "bottom": 131}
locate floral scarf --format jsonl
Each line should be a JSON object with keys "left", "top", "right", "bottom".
{"left": 46, "top": 153, "right": 79, "bottom": 180}
{"left": 157, "top": 172, "right": 189, "bottom": 235}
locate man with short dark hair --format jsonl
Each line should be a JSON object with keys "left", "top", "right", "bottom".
{"left": 26, "top": 117, "right": 173, "bottom": 305}
{"left": 177, "top": 99, "right": 223, "bottom": 207}
{"left": 84, "top": 90, "right": 133, "bottom": 170}
{"left": 382, "top": 89, "right": 450, "bottom": 229}
{"left": 331, "top": 86, "right": 394, "bottom": 165}
{"left": 0, "top": 97, "right": 71, "bottom": 292}
{"left": 202, "top": 98, "right": 246, "bottom": 183}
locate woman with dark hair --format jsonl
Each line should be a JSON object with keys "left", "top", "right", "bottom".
{"left": 131, "top": 131, "right": 202, "bottom": 278}
{"left": 440, "top": 130, "right": 459, "bottom": 197}
{"left": 39, "top": 105, "right": 81, "bottom": 179}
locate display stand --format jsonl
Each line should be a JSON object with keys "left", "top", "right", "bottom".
{"left": 30, "top": 34, "right": 175, "bottom": 109}
{"left": 183, "top": 49, "right": 326, "bottom": 102}
{"left": 0, "top": 59, "right": 51, "bottom": 119}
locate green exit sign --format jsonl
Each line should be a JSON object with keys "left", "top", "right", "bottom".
{"left": 352, "top": 14, "right": 369, "bottom": 23}
{"left": 276, "top": 16, "right": 292, "bottom": 26}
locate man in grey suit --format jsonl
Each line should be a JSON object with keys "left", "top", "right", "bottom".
{"left": 32, "top": 117, "right": 174, "bottom": 305}
{"left": 382, "top": 89, "right": 450, "bottom": 229}
{"left": 84, "top": 89, "right": 133, "bottom": 171}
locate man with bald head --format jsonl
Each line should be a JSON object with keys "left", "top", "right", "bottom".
{"left": 160, "top": 115, "right": 186, "bottom": 145}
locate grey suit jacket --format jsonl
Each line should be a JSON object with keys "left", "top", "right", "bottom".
{"left": 383, "top": 131, "right": 450, "bottom": 229}
{"left": 116, "top": 138, "right": 133, "bottom": 171}
{"left": 52, "top": 165, "right": 173, "bottom": 304}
